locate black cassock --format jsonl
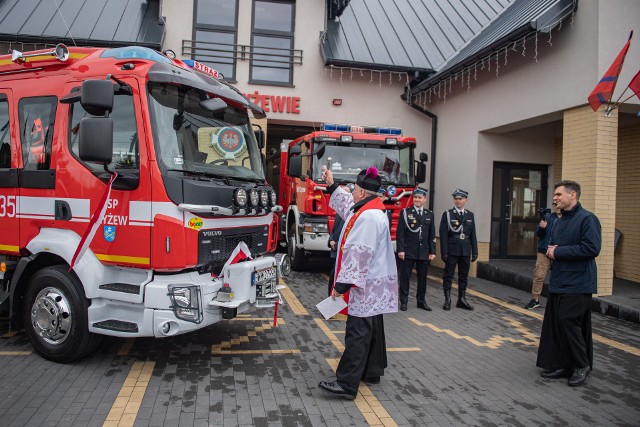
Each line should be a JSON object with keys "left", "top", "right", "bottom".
{"left": 336, "top": 314, "right": 387, "bottom": 391}
{"left": 537, "top": 293, "right": 593, "bottom": 371}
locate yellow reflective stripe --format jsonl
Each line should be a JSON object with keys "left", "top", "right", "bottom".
{"left": 95, "top": 254, "right": 150, "bottom": 265}
{"left": 0, "top": 52, "right": 87, "bottom": 66}
{"left": 0, "top": 244, "right": 20, "bottom": 253}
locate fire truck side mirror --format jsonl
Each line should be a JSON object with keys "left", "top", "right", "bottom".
{"left": 416, "top": 162, "right": 426, "bottom": 184}
{"left": 288, "top": 155, "right": 302, "bottom": 178}
{"left": 287, "top": 144, "right": 302, "bottom": 177}
{"left": 80, "top": 80, "right": 114, "bottom": 116}
{"left": 254, "top": 129, "right": 265, "bottom": 150}
{"left": 419, "top": 152, "right": 428, "bottom": 163}
{"left": 78, "top": 117, "right": 114, "bottom": 165}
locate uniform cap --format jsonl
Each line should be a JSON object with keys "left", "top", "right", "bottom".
{"left": 413, "top": 187, "right": 428, "bottom": 197}
{"left": 452, "top": 188, "right": 469, "bottom": 198}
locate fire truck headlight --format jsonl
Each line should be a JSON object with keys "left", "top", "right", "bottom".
{"left": 259, "top": 190, "right": 269, "bottom": 207}
{"left": 385, "top": 137, "right": 398, "bottom": 145}
{"left": 304, "top": 222, "right": 328, "bottom": 233}
{"left": 168, "top": 285, "right": 203, "bottom": 323}
{"left": 270, "top": 190, "right": 277, "bottom": 206}
{"left": 249, "top": 189, "right": 259, "bottom": 207}
{"left": 235, "top": 188, "right": 248, "bottom": 207}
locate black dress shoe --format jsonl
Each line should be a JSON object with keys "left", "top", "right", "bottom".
{"left": 400, "top": 303, "right": 407, "bottom": 311}
{"left": 417, "top": 302, "right": 432, "bottom": 311}
{"left": 456, "top": 298, "right": 474, "bottom": 310}
{"left": 540, "top": 368, "right": 571, "bottom": 379}
{"left": 443, "top": 300, "right": 451, "bottom": 310}
{"left": 568, "top": 367, "right": 590, "bottom": 386}
{"left": 318, "top": 381, "right": 357, "bottom": 399}
{"left": 363, "top": 376, "right": 380, "bottom": 384}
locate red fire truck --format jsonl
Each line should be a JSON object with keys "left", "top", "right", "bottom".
{"left": 0, "top": 44, "right": 284, "bottom": 362}
{"left": 270, "top": 124, "right": 427, "bottom": 271}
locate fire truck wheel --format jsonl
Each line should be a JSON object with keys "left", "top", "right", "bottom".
{"left": 288, "top": 227, "right": 307, "bottom": 271}
{"left": 23, "top": 265, "right": 102, "bottom": 363}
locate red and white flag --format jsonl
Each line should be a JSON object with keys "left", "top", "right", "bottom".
{"left": 221, "top": 241, "right": 252, "bottom": 277}
{"left": 70, "top": 172, "right": 118, "bottom": 270}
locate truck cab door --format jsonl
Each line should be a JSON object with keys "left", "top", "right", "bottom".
{"left": 0, "top": 89, "right": 19, "bottom": 256}
{"left": 62, "top": 79, "right": 151, "bottom": 269}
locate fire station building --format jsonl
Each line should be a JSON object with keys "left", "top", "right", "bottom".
{"left": 2, "top": 0, "right": 639, "bottom": 296}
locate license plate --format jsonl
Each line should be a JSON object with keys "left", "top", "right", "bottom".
{"left": 252, "top": 266, "right": 277, "bottom": 285}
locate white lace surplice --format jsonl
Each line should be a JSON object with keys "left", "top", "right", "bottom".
{"left": 330, "top": 186, "right": 398, "bottom": 317}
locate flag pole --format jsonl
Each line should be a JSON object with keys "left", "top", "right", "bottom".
{"left": 605, "top": 85, "right": 639, "bottom": 114}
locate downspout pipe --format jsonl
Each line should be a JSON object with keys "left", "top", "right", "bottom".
{"left": 409, "top": 102, "right": 437, "bottom": 210}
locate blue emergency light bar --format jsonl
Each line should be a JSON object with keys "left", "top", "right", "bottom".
{"left": 321, "top": 123, "right": 402, "bottom": 135}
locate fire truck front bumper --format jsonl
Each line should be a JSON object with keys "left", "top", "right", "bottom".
{"left": 87, "top": 257, "right": 282, "bottom": 338}
{"left": 302, "top": 232, "right": 330, "bottom": 251}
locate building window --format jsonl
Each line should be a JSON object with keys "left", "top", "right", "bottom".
{"left": 192, "top": 0, "right": 238, "bottom": 81}
{"left": 250, "top": 0, "right": 295, "bottom": 86}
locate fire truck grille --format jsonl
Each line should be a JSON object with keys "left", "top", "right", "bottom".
{"left": 198, "top": 225, "right": 269, "bottom": 270}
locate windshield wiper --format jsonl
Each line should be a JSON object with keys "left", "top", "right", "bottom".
{"left": 165, "top": 168, "right": 208, "bottom": 176}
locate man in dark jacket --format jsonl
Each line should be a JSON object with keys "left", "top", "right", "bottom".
{"left": 537, "top": 180, "right": 601, "bottom": 387}
{"left": 525, "top": 204, "right": 561, "bottom": 309}
{"left": 397, "top": 188, "right": 436, "bottom": 311}
{"left": 439, "top": 189, "right": 478, "bottom": 310}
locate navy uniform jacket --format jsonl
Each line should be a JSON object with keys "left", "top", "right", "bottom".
{"left": 439, "top": 208, "right": 478, "bottom": 258}
{"left": 548, "top": 203, "right": 601, "bottom": 294}
{"left": 396, "top": 206, "right": 436, "bottom": 260}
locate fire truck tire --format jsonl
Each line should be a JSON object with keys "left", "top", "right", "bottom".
{"left": 288, "top": 227, "right": 307, "bottom": 271}
{"left": 23, "top": 265, "right": 102, "bottom": 363}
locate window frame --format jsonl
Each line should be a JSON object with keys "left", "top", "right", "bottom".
{"left": 67, "top": 87, "right": 141, "bottom": 191}
{"left": 249, "top": 0, "right": 296, "bottom": 86}
{"left": 192, "top": 0, "right": 239, "bottom": 82}
{"left": 0, "top": 94, "right": 11, "bottom": 169}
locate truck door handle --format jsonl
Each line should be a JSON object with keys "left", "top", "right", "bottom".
{"left": 55, "top": 200, "right": 72, "bottom": 221}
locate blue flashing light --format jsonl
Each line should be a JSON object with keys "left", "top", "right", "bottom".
{"left": 387, "top": 185, "right": 397, "bottom": 197}
{"left": 320, "top": 123, "right": 403, "bottom": 135}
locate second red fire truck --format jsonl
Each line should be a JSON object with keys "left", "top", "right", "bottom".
{"left": 269, "top": 124, "right": 428, "bottom": 271}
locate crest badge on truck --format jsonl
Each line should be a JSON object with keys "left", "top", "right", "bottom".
{"left": 104, "top": 226, "right": 116, "bottom": 242}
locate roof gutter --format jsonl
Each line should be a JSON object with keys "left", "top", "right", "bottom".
{"left": 408, "top": 100, "right": 437, "bottom": 210}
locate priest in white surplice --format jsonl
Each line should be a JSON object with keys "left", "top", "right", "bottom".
{"left": 318, "top": 167, "right": 398, "bottom": 400}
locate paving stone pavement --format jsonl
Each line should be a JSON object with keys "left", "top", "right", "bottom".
{"left": 0, "top": 256, "right": 638, "bottom": 426}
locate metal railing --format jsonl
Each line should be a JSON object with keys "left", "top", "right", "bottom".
{"left": 182, "top": 40, "right": 303, "bottom": 67}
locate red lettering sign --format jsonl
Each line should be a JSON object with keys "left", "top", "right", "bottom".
{"left": 243, "top": 91, "right": 301, "bottom": 114}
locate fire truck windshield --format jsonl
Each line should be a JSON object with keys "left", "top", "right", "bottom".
{"left": 313, "top": 144, "right": 414, "bottom": 186}
{"left": 148, "top": 82, "right": 265, "bottom": 180}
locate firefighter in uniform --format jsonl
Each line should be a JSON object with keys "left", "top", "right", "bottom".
{"left": 396, "top": 188, "right": 436, "bottom": 311}
{"left": 439, "top": 189, "right": 477, "bottom": 311}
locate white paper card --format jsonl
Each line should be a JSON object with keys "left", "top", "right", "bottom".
{"left": 316, "top": 296, "right": 347, "bottom": 320}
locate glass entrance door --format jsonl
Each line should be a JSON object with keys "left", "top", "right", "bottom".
{"left": 490, "top": 163, "right": 548, "bottom": 258}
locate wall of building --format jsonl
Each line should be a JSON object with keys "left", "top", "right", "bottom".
{"left": 415, "top": 0, "right": 639, "bottom": 250}
{"left": 616, "top": 121, "right": 640, "bottom": 282}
